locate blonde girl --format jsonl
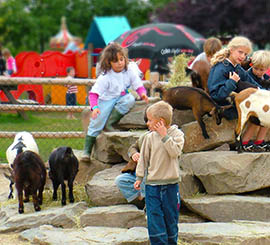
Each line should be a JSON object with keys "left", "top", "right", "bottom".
{"left": 208, "top": 36, "right": 264, "bottom": 152}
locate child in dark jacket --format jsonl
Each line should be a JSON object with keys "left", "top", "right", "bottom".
{"left": 208, "top": 36, "right": 265, "bottom": 152}
{"left": 245, "top": 50, "right": 270, "bottom": 151}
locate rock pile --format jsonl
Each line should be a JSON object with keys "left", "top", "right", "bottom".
{"left": 2, "top": 99, "right": 270, "bottom": 244}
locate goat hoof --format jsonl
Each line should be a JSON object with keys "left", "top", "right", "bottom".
{"left": 70, "top": 198, "right": 74, "bottom": 203}
{"left": 61, "top": 201, "right": 66, "bottom": 206}
{"left": 8, "top": 194, "right": 13, "bottom": 199}
{"left": 35, "top": 206, "right": 41, "bottom": 212}
{"left": 19, "top": 208, "right": 24, "bottom": 214}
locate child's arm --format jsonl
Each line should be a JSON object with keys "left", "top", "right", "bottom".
{"left": 208, "top": 65, "right": 238, "bottom": 101}
{"left": 155, "top": 122, "right": 185, "bottom": 158}
{"left": 128, "top": 139, "right": 140, "bottom": 162}
{"left": 136, "top": 87, "right": 149, "bottom": 103}
{"left": 89, "top": 92, "right": 100, "bottom": 119}
{"left": 134, "top": 180, "right": 142, "bottom": 190}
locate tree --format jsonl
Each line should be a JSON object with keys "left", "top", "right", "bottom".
{"left": 0, "top": 0, "right": 153, "bottom": 55}
{"left": 154, "top": 0, "right": 270, "bottom": 48}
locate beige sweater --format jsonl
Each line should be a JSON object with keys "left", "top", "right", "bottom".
{"left": 136, "top": 125, "right": 185, "bottom": 185}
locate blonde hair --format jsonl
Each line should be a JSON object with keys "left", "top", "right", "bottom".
{"left": 147, "top": 101, "right": 173, "bottom": 126}
{"left": 211, "top": 36, "right": 253, "bottom": 66}
{"left": 203, "top": 37, "right": 222, "bottom": 57}
{"left": 2, "top": 48, "right": 11, "bottom": 57}
{"left": 251, "top": 50, "right": 270, "bottom": 69}
{"left": 99, "top": 42, "right": 129, "bottom": 74}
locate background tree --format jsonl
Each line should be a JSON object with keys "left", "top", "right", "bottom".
{"left": 155, "top": 0, "right": 270, "bottom": 48}
{"left": 0, "top": 0, "right": 155, "bottom": 55}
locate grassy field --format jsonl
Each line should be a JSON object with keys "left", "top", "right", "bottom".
{"left": 0, "top": 111, "right": 85, "bottom": 163}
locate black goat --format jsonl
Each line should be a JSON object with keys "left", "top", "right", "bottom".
{"left": 13, "top": 150, "right": 46, "bottom": 214}
{"left": 157, "top": 86, "right": 228, "bottom": 139}
{"left": 48, "top": 146, "right": 79, "bottom": 206}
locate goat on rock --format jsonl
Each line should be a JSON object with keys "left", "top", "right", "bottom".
{"left": 230, "top": 87, "right": 270, "bottom": 152}
{"left": 13, "top": 150, "right": 47, "bottom": 214}
{"left": 49, "top": 146, "right": 79, "bottom": 206}
{"left": 156, "top": 86, "right": 228, "bottom": 139}
{"left": 5, "top": 131, "right": 39, "bottom": 199}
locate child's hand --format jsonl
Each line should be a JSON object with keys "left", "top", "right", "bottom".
{"left": 154, "top": 120, "right": 167, "bottom": 137}
{"left": 91, "top": 108, "right": 100, "bottom": 119}
{"left": 134, "top": 180, "right": 141, "bottom": 190}
{"left": 229, "top": 72, "right": 240, "bottom": 82}
{"left": 141, "top": 93, "right": 149, "bottom": 104}
{"left": 132, "top": 152, "right": 140, "bottom": 162}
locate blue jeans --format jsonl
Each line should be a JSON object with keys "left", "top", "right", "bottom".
{"left": 87, "top": 93, "right": 135, "bottom": 137}
{"left": 145, "top": 184, "right": 180, "bottom": 245}
{"left": 66, "top": 93, "right": 77, "bottom": 106}
{"left": 115, "top": 172, "right": 145, "bottom": 202}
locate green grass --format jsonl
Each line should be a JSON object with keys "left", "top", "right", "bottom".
{"left": 0, "top": 111, "right": 85, "bottom": 163}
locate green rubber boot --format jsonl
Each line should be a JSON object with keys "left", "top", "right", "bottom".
{"left": 81, "top": 136, "right": 96, "bottom": 162}
{"left": 104, "top": 109, "right": 124, "bottom": 132}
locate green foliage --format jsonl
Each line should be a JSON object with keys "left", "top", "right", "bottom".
{"left": 168, "top": 54, "right": 190, "bottom": 87}
{"left": 0, "top": 0, "right": 156, "bottom": 55}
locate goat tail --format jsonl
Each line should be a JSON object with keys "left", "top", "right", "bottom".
{"left": 227, "top": 91, "right": 237, "bottom": 105}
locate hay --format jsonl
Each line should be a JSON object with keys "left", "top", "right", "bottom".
{"left": 42, "top": 183, "right": 91, "bottom": 209}
{"left": 168, "top": 54, "right": 191, "bottom": 88}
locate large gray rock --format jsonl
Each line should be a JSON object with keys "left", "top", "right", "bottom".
{"left": 85, "top": 164, "right": 127, "bottom": 206}
{"left": 179, "top": 221, "right": 270, "bottom": 244}
{"left": 0, "top": 202, "right": 88, "bottom": 233}
{"left": 91, "top": 119, "right": 237, "bottom": 165}
{"left": 184, "top": 195, "right": 270, "bottom": 222}
{"left": 181, "top": 151, "right": 270, "bottom": 194}
{"left": 181, "top": 117, "right": 236, "bottom": 153}
{"left": 20, "top": 224, "right": 150, "bottom": 245}
{"left": 179, "top": 170, "right": 203, "bottom": 198}
{"left": 93, "top": 131, "right": 145, "bottom": 163}
{"left": 119, "top": 97, "right": 195, "bottom": 130}
{"left": 80, "top": 205, "right": 146, "bottom": 228}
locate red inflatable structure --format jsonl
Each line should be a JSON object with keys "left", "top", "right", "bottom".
{"left": 0, "top": 50, "right": 88, "bottom": 105}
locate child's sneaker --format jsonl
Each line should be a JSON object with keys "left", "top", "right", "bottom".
{"left": 242, "top": 141, "right": 258, "bottom": 152}
{"left": 256, "top": 141, "right": 270, "bottom": 152}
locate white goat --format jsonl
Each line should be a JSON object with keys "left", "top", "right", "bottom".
{"left": 5, "top": 131, "right": 39, "bottom": 198}
{"left": 231, "top": 87, "right": 270, "bottom": 148}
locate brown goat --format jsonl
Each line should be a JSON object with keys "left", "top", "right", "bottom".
{"left": 190, "top": 60, "right": 210, "bottom": 93}
{"left": 157, "top": 86, "right": 227, "bottom": 139}
{"left": 13, "top": 150, "right": 47, "bottom": 214}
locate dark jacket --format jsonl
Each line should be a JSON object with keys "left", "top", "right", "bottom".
{"left": 208, "top": 59, "right": 262, "bottom": 120}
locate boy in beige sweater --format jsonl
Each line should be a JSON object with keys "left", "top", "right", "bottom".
{"left": 134, "top": 101, "right": 185, "bottom": 245}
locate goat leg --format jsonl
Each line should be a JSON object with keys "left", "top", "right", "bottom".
{"left": 23, "top": 188, "right": 30, "bottom": 203}
{"left": 52, "top": 181, "right": 60, "bottom": 201}
{"left": 17, "top": 189, "right": 24, "bottom": 214}
{"left": 38, "top": 185, "right": 44, "bottom": 205}
{"left": 32, "top": 191, "right": 41, "bottom": 212}
{"left": 8, "top": 180, "right": 14, "bottom": 199}
{"left": 197, "top": 117, "right": 209, "bottom": 139}
{"left": 68, "top": 179, "right": 75, "bottom": 203}
{"left": 61, "top": 182, "right": 66, "bottom": 206}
